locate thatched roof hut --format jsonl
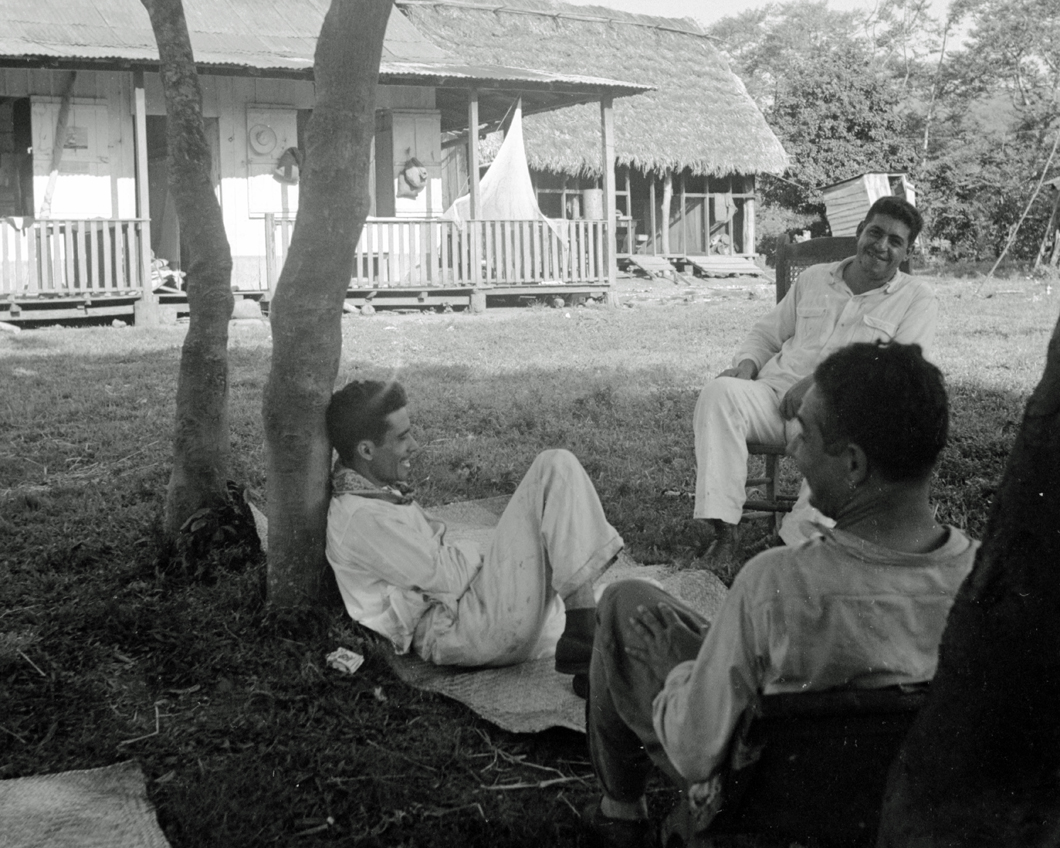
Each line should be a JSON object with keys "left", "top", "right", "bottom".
{"left": 396, "top": 0, "right": 787, "bottom": 178}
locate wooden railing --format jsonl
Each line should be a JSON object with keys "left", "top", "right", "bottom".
{"left": 0, "top": 218, "right": 150, "bottom": 296}
{"left": 265, "top": 215, "right": 609, "bottom": 291}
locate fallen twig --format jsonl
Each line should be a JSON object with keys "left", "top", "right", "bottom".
{"left": 0, "top": 723, "right": 28, "bottom": 744}
{"left": 482, "top": 775, "right": 590, "bottom": 791}
{"left": 117, "top": 704, "right": 160, "bottom": 747}
{"left": 367, "top": 738, "right": 438, "bottom": 772}
{"left": 17, "top": 649, "right": 46, "bottom": 677}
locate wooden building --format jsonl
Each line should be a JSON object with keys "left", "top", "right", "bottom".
{"left": 0, "top": 0, "right": 647, "bottom": 322}
{"left": 397, "top": 0, "right": 788, "bottom": 277}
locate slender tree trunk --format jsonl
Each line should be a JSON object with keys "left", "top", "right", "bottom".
{"left": 1034, "top": 188, "right": 1060, "bottom": 271}
{"left": 988, "top": 128, "right": 1060, "bottom": 277}
{"left": 877, "top": 311, "right": 1060, "bottom": 846}
{"left": 262, "top": 0, "right": 392, "bottom": 608}
{"left": 141, "top": 0, "right": 234, "bottom": 536}
{"left": 920, "top": 21, "right": 950, "bottom": 165}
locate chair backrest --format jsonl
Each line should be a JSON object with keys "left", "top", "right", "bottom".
{"left": 708, "top": 686, "right": 927, "bottom": 845}
{"left": 774, "top": 236, "right": 858, "bottom": 302}
{"left": 774, "top": 236, "right": 914, "bottom": 303}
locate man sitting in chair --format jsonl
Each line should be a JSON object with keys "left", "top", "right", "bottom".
{"left": 324, "top": 380, "right": 623, "bottom": 692}
{"left": 694, "top": 196, "right": 936, "bottom": 566}
{"left": 581, "top": 342, "right": 978, "bottom": 846}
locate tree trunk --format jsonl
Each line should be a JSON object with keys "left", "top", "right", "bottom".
{"left": 141, "top": 0, "right": 234, "bottom": 537}
{"left": 877, "top": 311, "right": 1060, "bottom": 846}
{"left": 1034, "top": 189, "right": 1060, "bottom": 271}
{"left": 262, "top": 0, "right": 392, "bottom": 609}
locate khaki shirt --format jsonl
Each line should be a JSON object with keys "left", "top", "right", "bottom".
{"left": 736, "top": 258, "right": 938, "bottom": 397}
{"left": 653, "top": 525, "right": 978, "bottom": 784}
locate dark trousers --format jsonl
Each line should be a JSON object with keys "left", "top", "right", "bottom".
{"left": 587, "top": 580, "right": 709, "bottom": 801}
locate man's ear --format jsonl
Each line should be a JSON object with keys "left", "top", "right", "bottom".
{"left": 855, "top": 220, "right": 865, "bottom": 238}
{"left": 846, "top": 443, "right": 870, "bottom": 486}
{"left": 356, "top": 439, "right": 375, "bottom": 463}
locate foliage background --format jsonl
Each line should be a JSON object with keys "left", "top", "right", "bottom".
{"left": 707, "top": 0, "right": 1060, "bottom": 263}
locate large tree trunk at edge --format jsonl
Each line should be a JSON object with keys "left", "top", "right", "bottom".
{"left": 878, "top": 312, "right": 1060, "bottom": 846}
{"left": 142, "top": 0, "right": 234, "bottom": 536}
{"left": 262, "top": 0, "right": 392, "bottom": 608}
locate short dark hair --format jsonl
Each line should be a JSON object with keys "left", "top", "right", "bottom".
{"left": 863, "top": 196, "right": 924, "bottom": 244}
{"left": 814, "top": 342, "right": 947, "bottom": 482}
{"left": 326, "top": 380, "right": 407, "bottom": 464}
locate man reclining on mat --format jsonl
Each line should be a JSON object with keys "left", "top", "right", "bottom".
{"left": 325, "top": 379, "right": 623, "bottom": 694}
{"left": 581, "top": 341, "right": 978, "bottom": 846}
{"left": 694, "top": 196, "right": 937, "bottom": 566}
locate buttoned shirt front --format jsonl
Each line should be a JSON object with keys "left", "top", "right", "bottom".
{"left": 735, "top": 258, "right": 938, "bottom": 397}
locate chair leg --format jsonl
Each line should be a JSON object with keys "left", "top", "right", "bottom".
{"left": 764, "top": 453, "right": 783, "bottom": 533}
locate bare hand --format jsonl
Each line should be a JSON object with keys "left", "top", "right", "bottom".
{"left": 779, "top": 376, "right": 813, "bottom": 420}
{"left": 624, "top": 603, "right": 707, "bottom": 688}
{"left": 718, "top": 359, "right": 758, "bottom": 380}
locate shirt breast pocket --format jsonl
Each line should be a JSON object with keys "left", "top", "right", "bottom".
{"left": 795, "top": 305, "right": 829, "bottom": 345}
{"left": 861, "top": 314, "right": 898, "bottom": 341}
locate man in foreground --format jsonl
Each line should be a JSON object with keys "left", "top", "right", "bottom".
{"left": 694, "top": 196, "right": 936, "bottom": 563}
{"left": 582, "top": 342, "right": 978, "bottom": 846}
{"left": 325, "top": 380, "right": 623, "bottom": 691}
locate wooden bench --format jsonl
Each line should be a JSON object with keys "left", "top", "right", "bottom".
{"left": 661, "top": 686, "right": 928, "bottom": 847}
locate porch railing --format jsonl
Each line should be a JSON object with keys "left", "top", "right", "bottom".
{"left": 265, "top": 215, "right": 609, "bottom": 292}
{"left": 0, "top": 218, "right": 150, "bottom": 297}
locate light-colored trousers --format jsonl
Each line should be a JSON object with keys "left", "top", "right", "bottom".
{"left": 415, "top": 449, "right": 624, "bottom": 667}
{"left": 693, "top": 376, "right": 828, "bottom": 542}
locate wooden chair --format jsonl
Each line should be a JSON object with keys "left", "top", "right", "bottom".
{"left": 661, "top": 685, "right": 928, "bottom": 848}
{"left": 742, "top": 237, "right": 861, "bottom": 526}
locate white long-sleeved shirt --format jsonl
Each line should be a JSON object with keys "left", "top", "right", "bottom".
{"left": 652, "top": 525, "right": 978, "bottom": 784}
{"left": 735, "top": 259, "right": 939, "bottom": 397}
{"left": 326, "top": 494, "right": 482, "bottom": 654}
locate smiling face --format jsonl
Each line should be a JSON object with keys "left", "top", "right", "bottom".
{"left": 360, "top": 407, "right": 417, "bottom": 487}
{"left": 788, "top": 385, "right": 850, "bottom": 519}
{"left": 853, "top": 213, "right": 912, "bottom": 287}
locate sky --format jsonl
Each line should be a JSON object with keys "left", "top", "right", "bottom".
{"left": 562, "top": 0, "right": 952, "bottom": 28}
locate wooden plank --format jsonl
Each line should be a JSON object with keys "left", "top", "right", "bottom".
{"left": 427, "top": 220, "right": 437, "bottom": 285}
{"left": 439, "top": 221, "right": 450, "bottom": 285}
{"left": 114, "top": 220, "right": 126, "bottom": 288}
{"left": 589, "top": 220, "right": 599, "bottom": 280}
{"left": 520, "top": 221, "right": 531, "bottom": 284}
{"left": 63, "top": 221, "right": 76, "bottom": 291}
{"left": 483, "top": 221, "right": 494, "bottom": 284}
{"left": 74, "top": 221, "right": 89, "bottom": 292}
{"left": 502, "top": 221, "right": 512, "bottom": 283}
{"left": 264, "top": 213, "right": 277, "bottom": 293}
{"left": 11, "top": 222, "right": 23, "bottom": 293}
{"left": 102, "top": 220, "right": 114, "bottom": 290}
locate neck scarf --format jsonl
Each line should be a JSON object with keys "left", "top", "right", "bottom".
{"left": 331, "top": 463, "right": 415, "bottom": 505}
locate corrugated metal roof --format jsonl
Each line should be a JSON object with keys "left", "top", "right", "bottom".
{"left": 0, "top": 0, "right": 648, "bottom": 94}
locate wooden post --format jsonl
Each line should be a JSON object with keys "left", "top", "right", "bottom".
{"left": 132, "top": 70, "right": 159, "bottom": 325}
{"left": 743, "top": 174, "right": 756, "bottom": 257}
{"left": 661, "top": 169, "right": 672, "bottom": 255}
{"left": 600, "top": 95, "right": 617, "bottom": 301}
{"left": 649, "top": 175, "right": 657, "bottom": 255}
{"left": 679, "top": 170, "right": 687, "bottom": 255}
{"left": 468, "top": 88, "right": 481, "bottom": 288}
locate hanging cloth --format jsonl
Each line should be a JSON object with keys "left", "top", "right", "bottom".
{"left": 442, "top": 100, "right": 563, "bottom": 240}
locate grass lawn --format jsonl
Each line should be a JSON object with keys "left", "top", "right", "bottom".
{"left": 0, "top": 273, "right": 1054, "bottom": 846}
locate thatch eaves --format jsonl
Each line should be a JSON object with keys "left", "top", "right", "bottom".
{"left": 397, "top": 0, "right": 788, "bottom": 177}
